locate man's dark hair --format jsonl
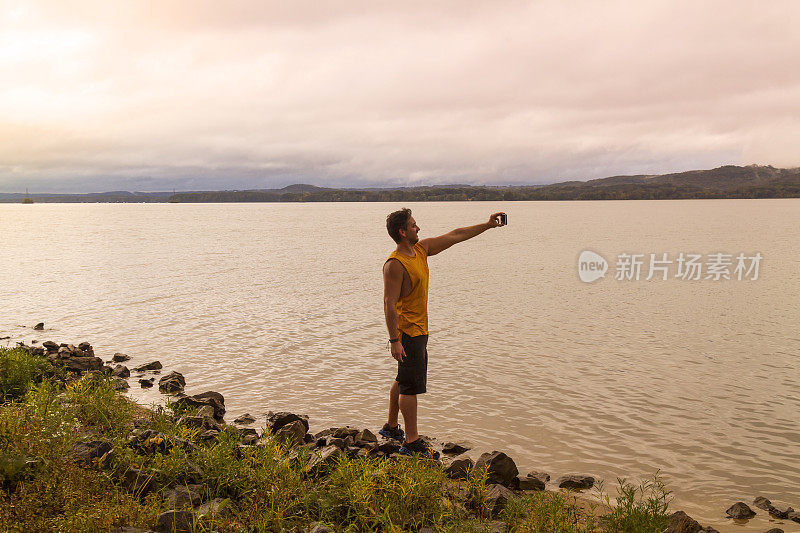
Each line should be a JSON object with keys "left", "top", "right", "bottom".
{"left": 386, "top": 208, "right": 412, "bottom": 243}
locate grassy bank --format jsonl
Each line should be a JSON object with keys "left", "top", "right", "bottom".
{"left": 0, "top": 345, "right": 672, "bottom": 532}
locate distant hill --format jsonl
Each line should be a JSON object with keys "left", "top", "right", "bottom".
{"left": 4, "top": 165, "right": 800, "bottom": 203}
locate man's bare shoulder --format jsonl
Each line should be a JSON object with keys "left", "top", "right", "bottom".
{"left": 383, "top": 257, "right": 404, "bottom": 277}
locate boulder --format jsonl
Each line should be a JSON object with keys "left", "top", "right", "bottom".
{"left": 71, "top": 440, "right": 113, "bottom": 466}
{"left": 355, "top": 429, "right": 378, "bottom": 444}
{"left": 557, "top": 474, "right": 595, "bottom": 490}
{"left": 42, "top": 340, "right": 59, "bottom": 352}
{"left": 485, "top": 484, "right": 515, "bottom": 517}
{"left": 112, "top": 378, "right": 130, "bottom": 391}
{"left": 134, "top": 361, "right": 162, "bottom": 372}
{"left": 763, "top": 529, "right": 784, "bottom": 533}
{"left": 790, "top": 511, "right": 800, "bottom": 523}
{"left": 158, "top": 371, "right": 185, "bottom": 393}
{"left": 275, "top": 420, "right": 307, "bottom": 445}
{"left": 663, "top": 511, "right": 707, "bottom": 533}
{"left": 239, "top": 428, "right": 259, "bottom": 445}
{"left": 174, "top": 392, "right": 226, "bottom": 421}
{"left": 122, "top": 466, "right": 158, "bottom": 496}
{"left": 527, "top": 471, "right": 550, "bottom": 484}
{"left": 196, "top": 498, "right": 232, "bottom": 520}
{"left": 139, "top": 378, "right": 155, "bottom": 388}
{"left": 516, "top": 474, "right": 545, "bottom": 491}
{"left": 305, "top": 445, "right": 344, "bottom": 476}
{"left": 78, "top": 342, "right": 93, "bottom": 352}
{"left": 113, "top": 365, "right": 131, "bottom": 378}
{"left": 726, "top": 502, "right": 756, "bottom": 519}
{"left": 155, "top": 510, "right": 194, "bottom": 533}
{"left": 180, "top": 415, "right": 222, "bottom": 432}
{"left": 112, "top": 352, "right": 131, "bottom": 362}
{"left": 64, "top": 356, "right": 104, "bottom": 372}
{"left": 444, "top": 457, "right": 474, "bottom": 479}
{"left": 196, "top": 405, "right": 216, "bottom": 419}
{"left": 377, "top": 441, "right": 401, "bottom": 455}
{"left": 33, "top": 322, "right": 44, "bottom": 330}
{"left": 442, "top": 442, "right": 471, "bottom": 455}
{"left": 307, "top": 523, "right": 334, "bottom": 533}
{"left": 165, "top": 485, "right": 200, "bottom": 510}
{"left": 234, "top": 413, "right": 256, "bottom": 425}
{"left": 333, "top": 426, "right": 359, "bottom": 438}
{"left": 266, "top": 411, "right": 309, "bottom": 432}
{"left": 474, "top": 451, "right": 519, "bottom": 487}
{"left": 197, "top": 429, "right": 220, "bottom": 443}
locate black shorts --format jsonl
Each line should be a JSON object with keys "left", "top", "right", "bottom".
{"left": 395, "top": 332, "right": 428, "bottom": 395}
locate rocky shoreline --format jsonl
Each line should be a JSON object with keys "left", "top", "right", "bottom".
{"left": 8, "top": 328, "right": 800, "bottom": 532}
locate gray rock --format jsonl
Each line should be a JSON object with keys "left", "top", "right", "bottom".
{"left": 485, "top": 483, "right": 515, "bottom": 517}
{"left": 516, "top": 474, "right": 545, "bottom": 491}
{"left": 377, "top": 441, "right": 401, "bottom": 455}
{"left": 134, "top": 361, "right": 163, "bottom": 372}
{"left": 155, "top": 510, "right": 194, "bottom": 533}
{"left": 196, "top": 405, "right": 216, "bottom": 419}
{"left": 123, "top": 466, "right": 158, "bottom": 496}
{"left": 113, "top": 365, "right": 131, "bottom": 378}
{"left": 726, "top": 502, "right": 756, "bottom": 519}
{"left": 112, "top": 352, "right": 131, "bottom": 362}
{"left": 175, "top": 391, "right": 226, "bottom": 421}
{"left": 333, "top": 426, "right": 359, "bottom": 438}
{"left": 306, "top": 523, "right": 334, "bottom": 533}
{"left": 305, "top": 445, "right": 344, "bottom": 476}
{"left": 78, "top": 342, "right": 93, "bottom": 352}
{"left": 355, "top": 428, "right": 378, "bottom": 443}
{"left": 233, "top": 413, "right": 256, "bottom": 425}
{"left": 474, "top": 451, "right": 519, "bottom": 487}
{"left": 33, "top": 322, "right": 44, "bottom": 330}
{"left": 527, "top": 471, "right": 550, "bottom": 484}
{"left": 196, "top": 497, "right": 232, "bottom": 519}
{"left": 71, "top": 440, "right": 113, "bottom": 466}
{"left": 266, "top": 411, "right": 309, "bottom": 432}
{"left": 158, "top": 371, "right": 186, "bottom": 393}
{"left": 64, "top": 356, "right": 104, "bottom": 372}
{"left": 557, "top": 474, "right": 595, "bottom": 490}
{"left": 444, "top": 457, "right": 473, "bottom": 479}
{"left": 197, "top": 429, "right": 220, "bottom": 442}
{"left": 165, "top": 485, "right": 200, "bottom": 510}
{"left": 42, "top": 340, "right": 59, "bottom": 352}
{"left": 180, "top": 415, "right": 221, "bottom": 432}
{"left": 139, "top": 377, "right": 155, "bottom": 388}
{"left": 275, "top": 419, "right": 307, "bottom": 445}
{"left": 442, "top": 441, "right": 471, "bottom": 455}
{"left": 662, "top": 510, "right": 720, "bottom": 532}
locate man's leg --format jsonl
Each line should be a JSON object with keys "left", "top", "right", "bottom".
{"left": 387, "top": 380, "right": 400, "bottom": 426}
{"left": 399, "top": 393, "right": 418, "bottom": 443}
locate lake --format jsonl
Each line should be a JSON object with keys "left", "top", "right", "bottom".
{"left": 2, "top": 200, "right": 799, "bottom": 532}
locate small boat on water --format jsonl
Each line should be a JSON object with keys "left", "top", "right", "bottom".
{"left": 22, "top": 188, "right": 33, "bottom": 204}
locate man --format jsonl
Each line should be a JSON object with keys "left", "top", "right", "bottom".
{"left": 379, "top": 208, "right": 507, "bottom": 457}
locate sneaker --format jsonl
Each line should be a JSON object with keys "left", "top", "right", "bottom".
{"left": 398, "top": 438, "right": 440, "bottom": 459}
{"left": 379, "top": 423, "right": 405, "bottom": 440}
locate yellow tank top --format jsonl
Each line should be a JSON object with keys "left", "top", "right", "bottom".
{"left": 387, "top": 242, "right": 429, "bottom": 337}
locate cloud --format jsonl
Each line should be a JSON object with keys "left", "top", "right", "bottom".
{"left": 1, "top": 0, "right": 798, "bottom": 192}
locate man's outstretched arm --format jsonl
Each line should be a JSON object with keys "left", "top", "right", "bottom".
{"left": 420, "top": 212, "right": 506, "bottom": 256}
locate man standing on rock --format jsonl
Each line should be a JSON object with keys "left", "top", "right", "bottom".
{"left": 380, "top": 208, "right": 506, "bottom": 457}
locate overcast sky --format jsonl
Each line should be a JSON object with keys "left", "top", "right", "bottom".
{"left": 1, "top": 1, "right": 799, "bottom": 193}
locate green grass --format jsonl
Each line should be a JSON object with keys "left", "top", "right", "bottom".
{"left": 0, "top": 346, "right": 674, "bottom": 532}
{"left": 0, "top": 346, "right": 59, "bottom": 401}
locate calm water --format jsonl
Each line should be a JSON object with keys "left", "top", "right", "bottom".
{"left": 2, "top": 200, "right": 799, "bottom": 531}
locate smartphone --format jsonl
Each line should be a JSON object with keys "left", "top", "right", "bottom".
{"left": 499, "top": 213, "right": 507, "bottom": 225}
